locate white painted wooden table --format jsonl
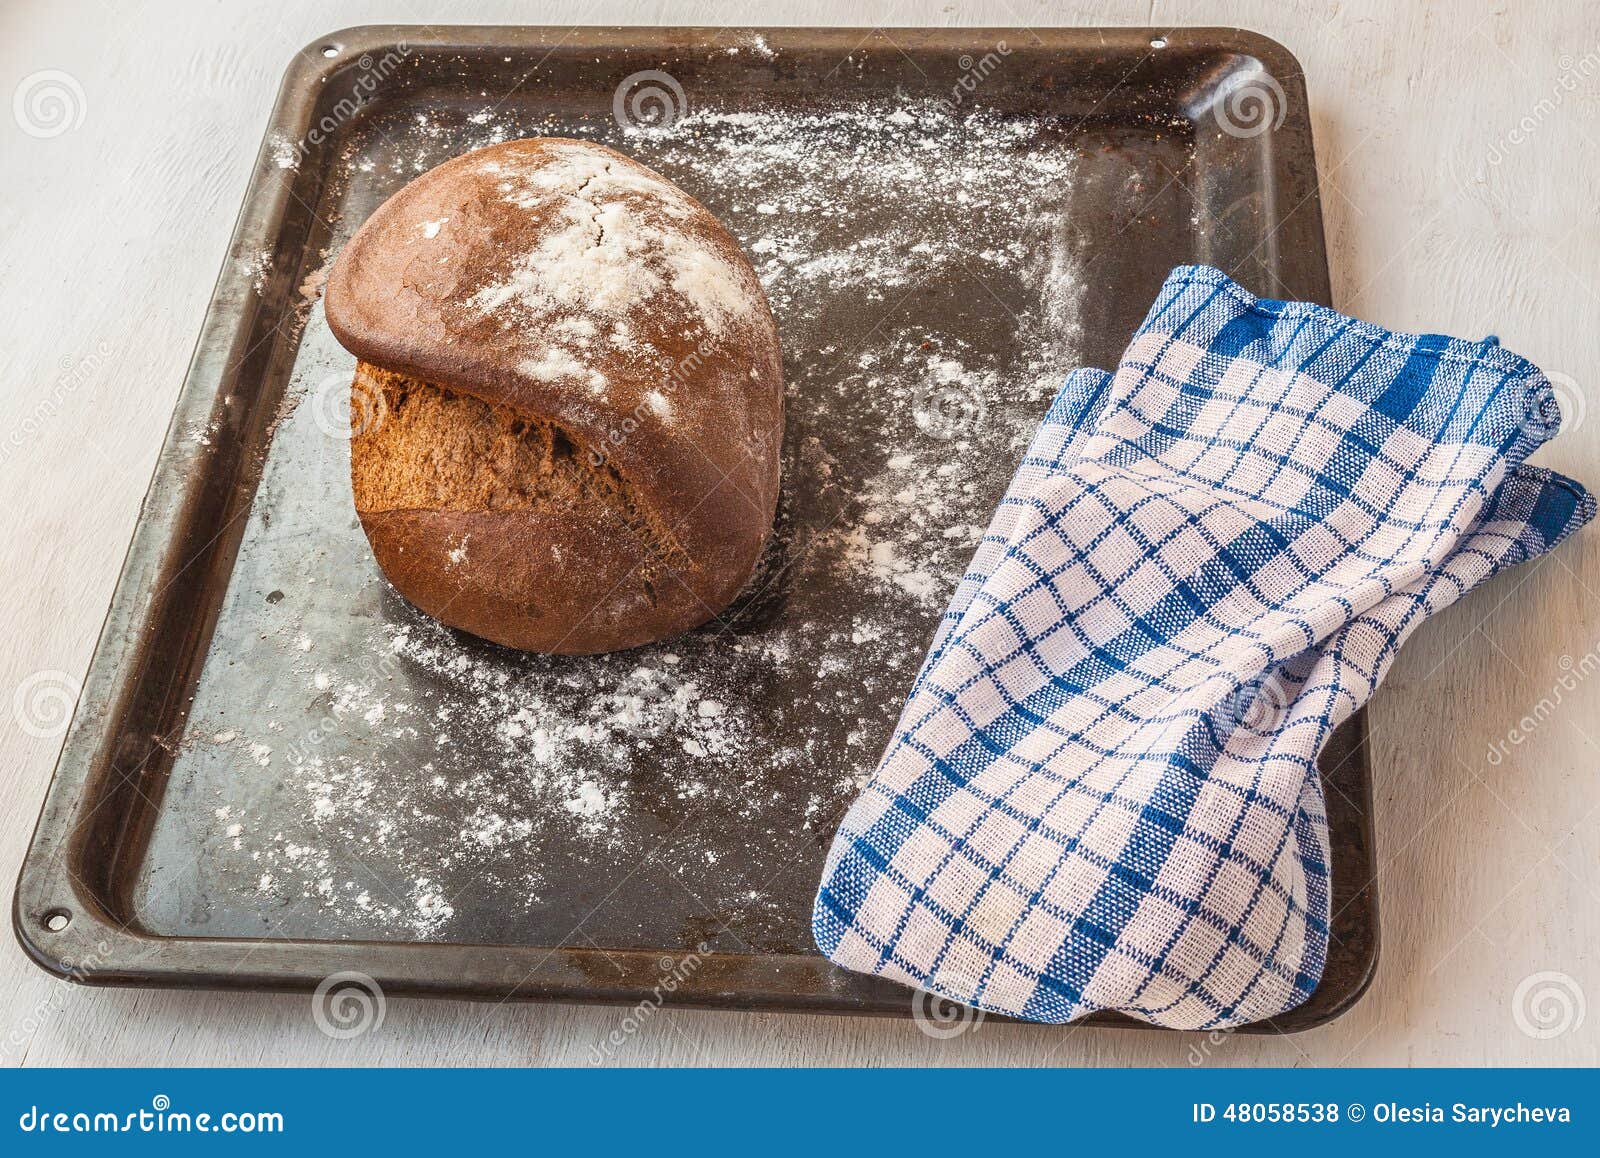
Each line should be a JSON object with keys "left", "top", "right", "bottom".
{"left": 3, "top": 0, "right": 1596, "bottom": 1066}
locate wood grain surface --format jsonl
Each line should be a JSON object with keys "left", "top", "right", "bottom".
{"left": 2, "top": 0, "right": 1596, "bottom": 1066}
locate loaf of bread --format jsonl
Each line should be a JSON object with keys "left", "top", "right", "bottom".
{"left": 323, "top": 138, "right": 784, "bottom": 654}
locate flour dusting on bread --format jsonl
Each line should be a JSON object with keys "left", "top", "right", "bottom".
{"left": 458, "top": 141, "right": 764, "bottom": 381}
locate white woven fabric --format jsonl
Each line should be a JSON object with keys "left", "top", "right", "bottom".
{"left": 814, "top": 266, "right": 1592, "bottom": 1028}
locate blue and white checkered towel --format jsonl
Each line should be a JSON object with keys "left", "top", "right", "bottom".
{"left": 814, "top": 265, "right": 1593, "bottom": 1029}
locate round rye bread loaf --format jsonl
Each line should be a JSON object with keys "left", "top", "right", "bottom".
{"left": 323, "top": 138, "right": 784, "bottom": 654}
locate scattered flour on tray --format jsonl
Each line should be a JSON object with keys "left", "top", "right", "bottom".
{"left": 197, "top": 97, "right": 1082, "bottom": 945}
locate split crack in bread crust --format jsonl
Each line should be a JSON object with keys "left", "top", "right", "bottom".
{"left": 324, "top": 138, "right": 784, "bottom": 654}
{"left": 350, "top": 364, "right": 695, "bottom": 573}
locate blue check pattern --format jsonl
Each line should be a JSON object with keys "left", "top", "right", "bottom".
{"left": 813, "top": 266, "right": 1594, "bottom": 1028}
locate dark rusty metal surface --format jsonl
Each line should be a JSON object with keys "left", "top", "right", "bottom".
{"left": 14, "top": 25, "right": 1376, "bottom": 1031}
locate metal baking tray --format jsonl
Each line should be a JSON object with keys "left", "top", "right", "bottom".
{"left": 15, "top": 25, "right": 1376, "bottom": 1031}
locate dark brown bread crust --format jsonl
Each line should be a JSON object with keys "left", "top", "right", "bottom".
{"left": 324, "top": 139, "right": 783, "bottom": 653}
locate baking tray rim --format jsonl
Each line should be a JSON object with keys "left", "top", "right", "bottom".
{"left": 13, "top": 23, "right": 1377, "bottom": 1034}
